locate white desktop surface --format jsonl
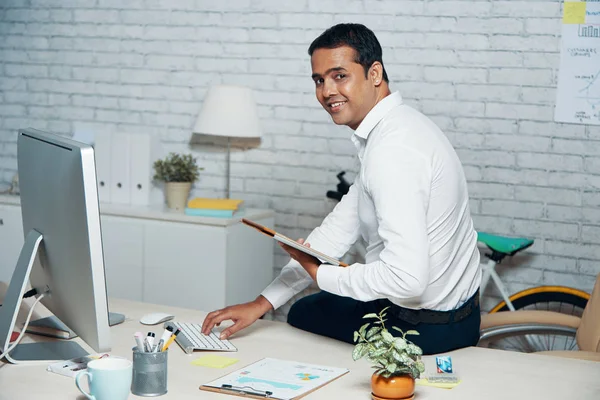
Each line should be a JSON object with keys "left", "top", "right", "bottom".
{"left": 1, "top": 296, "right": 599, "bottom": 399}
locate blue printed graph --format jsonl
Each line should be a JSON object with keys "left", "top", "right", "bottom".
{"left": 237, "top": 376, "right": 302, "bottom": 391}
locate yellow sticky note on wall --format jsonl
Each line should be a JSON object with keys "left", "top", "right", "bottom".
{"left": 191, "top": 354, "right": 239, "bottom": 369}
{"left": 563, "top": 2, "right": 586, "bottom": 24}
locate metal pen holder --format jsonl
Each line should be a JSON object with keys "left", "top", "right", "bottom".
{"left": 131, "top": 347, "right": 168, "bottom": 397}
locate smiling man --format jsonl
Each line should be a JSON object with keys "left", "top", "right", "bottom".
{"left": 202, "top": 24, "right": 481, "bottom": 355}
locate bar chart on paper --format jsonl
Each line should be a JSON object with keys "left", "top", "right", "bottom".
{"left": 555, "top": 1, "right": 600, "bottom": 125}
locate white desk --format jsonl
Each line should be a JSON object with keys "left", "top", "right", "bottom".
{"left": 1, "top": 297, "right": 599, "bottom": 399}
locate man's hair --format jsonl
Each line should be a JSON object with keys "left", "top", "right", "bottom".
{"left": 308, "top": 23, "right": 389, "bottom": 83}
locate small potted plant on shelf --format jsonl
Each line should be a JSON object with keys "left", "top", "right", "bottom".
{"left": 153, "top": 152, "right": 202, "bottom": 210}
{"left": 352, "top": 307, "right": 425, "bottom": 400}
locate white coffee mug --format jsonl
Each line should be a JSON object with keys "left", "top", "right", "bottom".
{"left": 75, "top": 357, "right": 132, "bottom": 400}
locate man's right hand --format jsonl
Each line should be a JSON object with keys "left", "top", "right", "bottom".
{"left": 201, "top": 295, "right": 274, "bottom": 340}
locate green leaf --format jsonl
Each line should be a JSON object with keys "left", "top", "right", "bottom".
{"left": 152, "top": 153, "right": 201, "bottom": 183}
{"left": 405, "top": 330, "right": 420, "bottom": 336}
{"left": 411, "top": 364, "right": 424, "bottom": 379}
{"left": 391, "top": 350, "right": 403, "bottom": 363}
{"left": 366, "top": 326, "right": 381, "bottom": 339}
{"left": 393, "top": 337, "right": 407, "bottom": 350}
{"left": 416, "top": 361, "right": 425, "bottom": 373}
{"left": 358, "top": 323, "right": 369, "bottom": 337}
{"left": 371, "top": 348, "right": 387, "bottom": 358}
{"left": 386, "top": 363, "right": 397, "bottom": 374}
{"left": 352, "top": 343, "right": 367, "bottom": 361}
{"left": 353, "top": 331, "right": 359, "bottom": 343}
{"left": 381, "top": 330, "right": 395, "bottom": 344}
{"left": 379, "top": 306, "right": 391, "bottom": 315}
{"left": 406, "top": 344, "right": 423, "bottom": 356}
{"left": 362, "top": 313, "right": 379, "bottom": 319}
{"left": 392, "top": 326, "right": 404, "bottom": 334}
{"left": 370, "top": 334, "right": 382, "bottom": 342}
{"left": 399, "top": 353, "right": 412, "bottom": 364}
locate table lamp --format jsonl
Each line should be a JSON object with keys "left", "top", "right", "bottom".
{"left": 192, "top": 85, "right": 262, "bottom": 199}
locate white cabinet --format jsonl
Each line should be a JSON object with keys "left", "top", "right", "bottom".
{"left": 100, "top": 215, "right": 144, "bottom": 302}
{"left": 142, "top": 218, "right": 275, "bottom": 311}
{"left": 0, "top": 195, "right": 275, "bottom": 311}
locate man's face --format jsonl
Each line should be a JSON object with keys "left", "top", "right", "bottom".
{"left": 311, "top": 46, "right": 378, "bottom": 130}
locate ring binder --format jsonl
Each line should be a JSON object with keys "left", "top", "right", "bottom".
{"left": 221, "top": 384, "right": 273, "bottom": 397}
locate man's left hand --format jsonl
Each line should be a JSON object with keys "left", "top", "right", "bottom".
{"left": 279, "top": 238, "right": 320, "bottom": 281}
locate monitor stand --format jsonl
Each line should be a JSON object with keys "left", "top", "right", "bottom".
{"left": 0, "top": 230, "right": 88, "bottom": 363}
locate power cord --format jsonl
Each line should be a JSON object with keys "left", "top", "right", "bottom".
{"left": 0, "top": 292, "right": 46, "bottom": 364}
{"left": 0, "top": 288, "right": 38, "bottom": 308}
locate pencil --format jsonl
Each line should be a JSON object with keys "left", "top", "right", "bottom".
{"left": 162, "top": 328, "right": 180, "bottom": 351}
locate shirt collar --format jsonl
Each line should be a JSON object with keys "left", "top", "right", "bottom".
{"left": 353, "top": 91, "right": 403, "bottom": 140}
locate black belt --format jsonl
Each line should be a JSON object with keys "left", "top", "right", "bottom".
{"left": 379, "top": 289, "right": 480, "bottom": 325}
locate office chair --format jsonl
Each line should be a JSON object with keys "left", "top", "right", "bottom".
{"left": 479, "top": 273, "right": 600, "bottom": 361}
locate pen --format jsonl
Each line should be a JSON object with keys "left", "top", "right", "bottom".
{"left": 155, "top": 339, "right": 164, "bottom": 353}
{"left": 221, "top": 384, "right": 273, "bottom": 397}
{"left": 159, "top": 325, "right": 174, "bottom": 346}
{"left": 134, "top": 332, "right": 145, "bottom": 352}
{"left": 161, "top": 328, "right": 181, "bottom": 351}
{"left": 145, "top": 332, "right": 155, "bottom": 352}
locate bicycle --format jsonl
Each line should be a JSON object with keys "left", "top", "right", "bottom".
{"left": 326, "top": 171, "right": 590, "bottom": 351}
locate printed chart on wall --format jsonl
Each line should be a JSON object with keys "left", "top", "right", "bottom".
{"left": 200, "top": 358, "right": 349, "bottom": 399}
{"left": 555, "top": 1, "right": 600, "bottom": 125}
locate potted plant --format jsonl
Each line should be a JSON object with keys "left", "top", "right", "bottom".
{"left": 352, "top": 307, "right": 425, "bottom": 400}
{"left": 153, "top": 153, "right": 202, "bottom": 210}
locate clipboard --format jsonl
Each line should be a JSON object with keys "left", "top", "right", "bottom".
{"left": 241, "top": 218, "right": 348, "bottom": 267}
{"left": 199, "top": 357, "right": 349, "bottom": 399}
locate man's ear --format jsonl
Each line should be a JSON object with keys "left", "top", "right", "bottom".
{"left": 369, "top": 62, "right": 384, "bottom": 86}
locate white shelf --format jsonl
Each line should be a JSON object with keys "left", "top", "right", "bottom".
{"left": 0, "top": 194, "right": 272, "bottom": 227}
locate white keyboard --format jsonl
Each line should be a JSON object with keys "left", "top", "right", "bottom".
{"left": 166, "top": 321, "right": 237, "bottom": 354}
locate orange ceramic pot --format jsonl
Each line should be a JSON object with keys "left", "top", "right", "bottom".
{"left": 371, "top": 373, "right": 415, "bottom": 400}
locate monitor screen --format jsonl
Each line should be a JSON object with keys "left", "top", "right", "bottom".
{"left": 0, "top": 128, "right": 111, "bottom": 362}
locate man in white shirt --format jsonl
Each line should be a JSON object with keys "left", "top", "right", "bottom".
{"left": 203, "top": 23, "right": 481, "bottom": 354}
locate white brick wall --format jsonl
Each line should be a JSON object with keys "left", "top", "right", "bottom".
{"left": 1, "top": 0, "right": 600, "bottom": 315}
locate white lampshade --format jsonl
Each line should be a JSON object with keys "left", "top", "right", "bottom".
{"left": 193, "top": 85, "right": 262, "bottom": 138}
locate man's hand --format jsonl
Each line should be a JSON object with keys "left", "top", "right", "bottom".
{"left": 201, "top": 296, "right": 273, "bottom": 340}
{"left": 279, "top": 238, "right": 320, "bottom": 281}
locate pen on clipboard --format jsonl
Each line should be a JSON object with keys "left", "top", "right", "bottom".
{"left": 220, "top": 384, "right": 273, "bottom": 398}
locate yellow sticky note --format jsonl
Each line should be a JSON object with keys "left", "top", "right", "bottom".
{"left": 563, "top": 2, "right": 586, "bottom": 24}
{"left": 191, "top": 354, "right": 239, "bottom": 369}
{"left": 416, "top": 378, "right": 461, "bottom": 389}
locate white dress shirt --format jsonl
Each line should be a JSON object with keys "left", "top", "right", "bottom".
{"left": 261, "top": 92, "right": 481, "bottom": 311}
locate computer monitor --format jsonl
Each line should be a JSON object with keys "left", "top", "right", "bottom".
{"left": 0, "top": 128, "right": 111, "bottom": 362}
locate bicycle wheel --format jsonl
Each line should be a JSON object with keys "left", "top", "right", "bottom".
{"left": 489, "top": 286, "right": 589, "bottom": 315}
{"left": 483, "top": 286, "right": 589, "bottom": 352}
{"left": 479, "top": 325, "right": 579, "bottom": 353}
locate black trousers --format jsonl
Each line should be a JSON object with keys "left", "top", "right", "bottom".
{"left": 287, "top": 291, "right": 481, "bottom": 355}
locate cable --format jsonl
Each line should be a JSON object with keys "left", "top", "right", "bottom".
{"left": 0, "top": 288, "right": 38, "bottom": 308}
{"left": 0, "top": 292, "right": 46, "bottom": 363}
